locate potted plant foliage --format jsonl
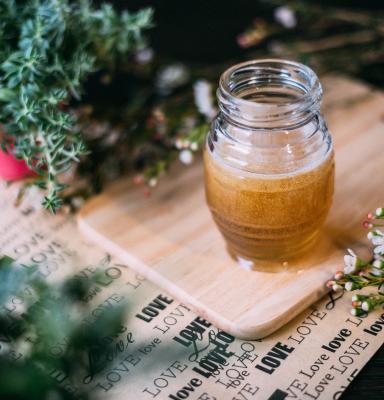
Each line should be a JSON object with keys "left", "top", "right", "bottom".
{"left": 0, "top": 0, "right": 152, "bottom": 212}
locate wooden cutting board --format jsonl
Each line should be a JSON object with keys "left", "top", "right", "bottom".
{"left": 78, "top": 76, "right": 384, "bottom": 339}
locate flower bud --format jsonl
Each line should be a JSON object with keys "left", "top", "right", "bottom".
{"left": 175, "top": 138, "right": 183, "bottom": 149}
{"left": 352, "top": 294, "right": 364, "bottom": 302}
{"left": 351, "top": 308, "right": 365, "bottom": 317}
{"left": 363, "top": 221, "right": 373, "bottom": 229}
{"left": 326, "top": 280, "right": 335, "bottom": 289}
{"left": 179, "top": 149, "right": 194, "bottom": 165}
{"left": 334, "top": 271, "right": 344, "bottom": 280}
{"left": 332, "top": 283, "right": 343, "bottom": 292}
{"left": 148, "top": 177, "right": 158, "bottom": 187}
{"left": 190, "top": 142, "right": 198, "bottom": 151}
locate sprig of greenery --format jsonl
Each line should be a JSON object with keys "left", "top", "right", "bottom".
{"left": 327, "top": 208, "right": 384, "bottom": 316}
{"left": 0, "top": 0, "right": 152, "bottom": 213}
{"left": 0, "top": 254, "right": 128, "bottom": 399}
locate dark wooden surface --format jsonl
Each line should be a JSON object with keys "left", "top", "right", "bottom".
{"left": 343, "top": 345, "right": 384, "bottom": 399}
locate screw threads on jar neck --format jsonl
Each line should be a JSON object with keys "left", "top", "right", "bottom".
{"left": 217, "top": 59, "right": 323, "bottom": 129}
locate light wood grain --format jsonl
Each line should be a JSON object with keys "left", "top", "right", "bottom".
{"left": 78, "top": 76, "right": 384, "bottom": 339}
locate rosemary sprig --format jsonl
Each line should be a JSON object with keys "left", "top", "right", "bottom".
{"left": 0, "top": 0, "right": 152, "bottom": 213}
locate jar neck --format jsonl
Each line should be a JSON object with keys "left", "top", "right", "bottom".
{"left": 217, "top": 59, "right": 323, "bottom": 129}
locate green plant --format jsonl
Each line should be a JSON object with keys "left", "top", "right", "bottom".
{"left": 327, "top": 208, "right": 384, "bottom": 315}
{"left": 0, "top": 0, "right": 152, "bottom": 212}
{"left": 0, "top": 254, "right": 128, "bottom": 400}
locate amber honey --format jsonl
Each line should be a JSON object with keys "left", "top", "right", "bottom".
{"left": 204, "top": 59, "right": 334, "bottom": 265}
{"left": 204, "top": 149, "right": 334, "bottom": 263}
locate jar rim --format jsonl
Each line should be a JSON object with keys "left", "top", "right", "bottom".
{"left": 218, "top": 59, "right": 323, "bottom": 127}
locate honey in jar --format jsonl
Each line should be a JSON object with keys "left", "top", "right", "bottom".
{"left": 204, "top": 59, "right": 334, "bottom": 265}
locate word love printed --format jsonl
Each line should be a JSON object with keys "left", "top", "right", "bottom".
{"left": 168, "top": 378, "right": 203, "bottom": 399}
{"left": 363, "top": 313, "right": 384, "bottom": 336}
{"left": 192, "top": 331, "right": 235, "bottom": 378}
{"left": 255, "top": 342, "right": 295, "bottom": 375}
{"left": 136, "top": 294, "right": 174, "bottom": 322}
{"left": 321, "top": 328, "right": 351, "bottom": 353}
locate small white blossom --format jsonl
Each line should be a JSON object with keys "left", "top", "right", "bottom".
{"left": 179, "top": 149, "right": 194, "bottom": 165}
{"left": 350, "top": 308, "right": 359, "bottom": 316}
{"left": 371, "top": 267, "right": 383, "bottom": 276}
{"left": 135, "top": 47, "right": 154, "bottom": 64}
{"left": 343, "top": 249, "right": 359, "bottom": 274}
{"left": 190, "top": 142, "right": 198, "bottom": 151}
{"left": 71, "top": 196, "right": 84, "bottom": 210}
{"left": 351, "top": 294, "right": 360, "bottom": 302}
{"left": 274, "top": 6, "right": 297, "bottom": 29}
{"left": 148, "top": 178, "right": 158, "bottom": 187}
{"left": 367, "top": 230, "right": 384, "bottom": 246}
{"left": 376, "top": 207, "right": 384, "bottom": 217}
{"left": 374, "top": 245, "right": 384, "bottom": 255}
{"left": 345, "top": 282, "right": 354, "bottom": 291}
{"left": 332, "top": 283, "right": 343, "bottom": 292}
{"left": 175, "top": 138, "right": 183, "bottom": 149}
{"left": 156, "top": 63, "right": 189, "bottom": 94}
{"left": 103, "top": 129, "right": 120, "bottom": 146}
{"left": 373, "top": 259, "right": 384, "bottom": 269}
{"left": 193, "top": 80, "right": 217, "bottom": 120}
{"left": 361, "top": 301, "right": 371, "bottom": 312}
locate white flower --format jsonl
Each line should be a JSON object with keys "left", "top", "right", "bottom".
{"left": 376, "top": 207, "right": 384, "bottom": 217}
{"left": 371, "top": 267, "right": 383, "bottom": 276}
{"left": 103, "top": 129, "right": 120, "bottom": 146}
{"left": 148, "top": 178, "right": 158, "bottom": 187}
{"left": 193, "top": 80, "right": 217, "bottom": 120}
{"left": 135, "top": 48, "right": 154, "bottom": 64}
{"left": 71, "top": 196, "right": 84, "bottom": 210}
{"left": 274, "top": 6, "right": 297, "bottom": 29}
{"left": 175, "top": 138, "right": 183, "bottom": 149}
{"left": 179, "top": 149, "right": 193, "bottom": 165}
{"left": 332, "top": 283, "right": 343, "bottom": 292}
{"left": 190, "top": 142, "right": 198, "bottom": 151}
{"left": 361, "top": 301, "right": 371, "bottom": 312}
{"left": 156, "top": 63, "right": 189, "bottom": 94}
{"left": 352, "top": 294, "right": 360, "bottom": 302}
{"left": 343, "top": 249, "right": 358, "bottom": 274}
{"left": 367, "top": 230, "right": 384, "bottom": 246}
{"left": 345, "top": 282, "right": 354, "bottom": 291}
{"left": 374, "top": 245, "right": 384, "bottom": 256}
{"left": 350, "top": 308, "right": 358, "bottom": 316}
{"left": 373, "top": 259, "right": 384, "bottom": 269}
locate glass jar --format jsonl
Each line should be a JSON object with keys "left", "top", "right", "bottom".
{"left": 204, "top": 59, "right": 334, "bottom": 267}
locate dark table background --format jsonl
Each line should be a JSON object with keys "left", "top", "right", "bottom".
{"left": 108, "top": 1, "right": 384, "bottom": 398}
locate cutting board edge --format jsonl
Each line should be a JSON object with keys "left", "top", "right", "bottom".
{"left": 77, "top": 214, "right": 329, "bottom": 340}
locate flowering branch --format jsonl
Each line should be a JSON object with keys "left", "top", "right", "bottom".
{"left": 327, "top": 208, "right": 384, "bottom": 316}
